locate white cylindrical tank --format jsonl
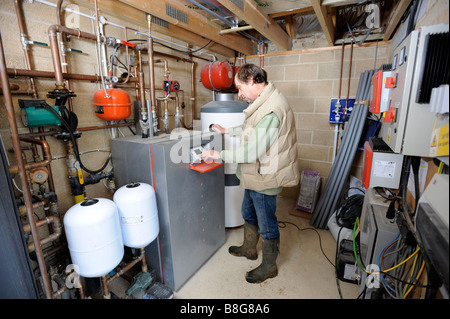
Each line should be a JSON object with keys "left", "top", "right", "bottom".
{"left": 113, "top": 182, "right": 159, "bottom": 248}
{"left": 63, "top": 198, "right": 124, "bottom": 278}
{"left": 201, "top": 93, "right": 247, "bottom": 227}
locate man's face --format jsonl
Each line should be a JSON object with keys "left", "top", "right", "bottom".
{"left": 234, "top": 76, "right": 257, "bottom": 104}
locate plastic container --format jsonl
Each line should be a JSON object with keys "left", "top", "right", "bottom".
{"left": 200, "top": 61, "right": 233, "bottom": 91}
{"left": 113, "top": 182, "right": 159, "bottom": 248}
{"left": 93, "top": 88, "right": 131, "bottom": 121}
{"left": 63, "top": 198, "right": 124, "bottom": 278}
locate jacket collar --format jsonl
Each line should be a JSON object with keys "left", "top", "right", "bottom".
{"left": 243, "top": 82, "right": 275, "bottom": 118}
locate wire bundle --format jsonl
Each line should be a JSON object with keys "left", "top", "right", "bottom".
{"left": 377, "top": 233, "right": 426, "bottom": 298}
{"left": 335, "top": 193, "right": 365, "bottom": 229}
{"left": 352, "top": 218, "right": 427, "bottom": 299}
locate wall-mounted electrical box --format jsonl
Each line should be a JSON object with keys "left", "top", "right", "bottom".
{"left": 370, "top": 70, "right": 395, "bottom": 114}
{"left": 358, "top": 188, "right": 399, "bottom": 299}
{"left": 362, "top": 137, "right": 404, "bottom": 189}
{"left": 379, "top": 24, "right": 449, "bottom": 156}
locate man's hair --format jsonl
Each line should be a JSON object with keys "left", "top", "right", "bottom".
{"left": 236, "top": 64, "right": 267, "bottom": 85}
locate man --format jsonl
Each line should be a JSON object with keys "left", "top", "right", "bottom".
{"left": 202, "top": 63, "right": 299, "bottom": 283}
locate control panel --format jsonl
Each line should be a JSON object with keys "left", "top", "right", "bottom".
{"left": 379, "top": 24, "right": 449, "bottom": 156}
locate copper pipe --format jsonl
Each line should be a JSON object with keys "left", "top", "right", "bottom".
{"left": 138, "top": 50, "right": 147, "bottom": 127}
{"left": 140, "top": 248, "right": 148, "bottom": 273}
{"left": 147, "top": 15, "right": 156, "bottom": 135}
{"left": 2, "top": 89, "right": 33, "bottom": 95}
{"left": 155, "top": 58, "right": 169, "bottom": 77}
{"left": 19, "top": 137, "right": 52, "bottom": 161}
{"left": 26, "top": 215, "right": 62, "bottom": 252}
{"left": 258, "top": 43, "right": 264, "bottom": 68}
{"left": 338, "top": 40, "right": 344, "bottom": 100}
{"left": 48, "top": 24, "right": 104, "bottom": 89}
{"left": 14, "top": 0, "right": 58, "bottom": 193}
{"left": 48, "top": 25, "right": 65, "bottom": 88}
{"left": 9, "top": 140, "right": 53, "bottom": 181}
{"left": 12, "top": 137, "right": 54, "bottom": 190}
{"left": 135, "top": 43, "right": 208, "bottom": 62}
{"left": 77, "top": 121, "right": 135, "bottom": 132}
{"left": 14, "top": 0, "right": 38, "bottom": 98}
{"left": 190, "top": 60, "right": 196, "bottom": 122}
{"left": 6, "top": 68, "right": 138, "bottom": 82}
{"left": 101, "top": 275, "right": 111, "bottom": 299}
{"left": 0, "top": 31, "right": 53, "bottom": 299}
{"left": 14, "top": 0, "right": 47, "bottom": 182}
{"left": 106, "top": 252, "right": 145, "bottom": 285}
{"left": 17, "top": 121, "right": 136, "bottom": 138}
{"left": 134, "top": 64, "right": 140, "bottom": 100}
{"left": 101, "top": 249, "right": 146, "bottom": 298}
{"left": 18, "top": 201, "right": 45, "bottom": 217}
{"left": 56, "top": 0, "right": 74, "bottom": 112}
{"left": 38, "top": 127, "right": 55, "bottom": 192}
{"left": 345, "top": 39, "right": 353, "bottom": 110}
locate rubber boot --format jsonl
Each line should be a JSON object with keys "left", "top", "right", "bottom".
{"left": 245, "top": 238, "right": 279, "bottom": 284}
{"left": 228, "top": 222, "right": 260, "bottom": 260}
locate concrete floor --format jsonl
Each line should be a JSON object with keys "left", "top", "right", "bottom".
{"left": 110, "top": 196, "right": 359, "bottom": 299}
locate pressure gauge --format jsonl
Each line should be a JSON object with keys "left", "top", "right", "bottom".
{"left": 30, "top": 167, "right": 49, "bottom": 184}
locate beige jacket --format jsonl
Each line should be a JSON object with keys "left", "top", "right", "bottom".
{"left": 239, "top": 82, "right": 300, "bottom": 191}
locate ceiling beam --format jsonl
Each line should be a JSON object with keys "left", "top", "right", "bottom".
{"left": 310, "top": 0, "right": 336, "bottom": 46}
{"left": 118, "top": 0, "right": 255, "bottom": 55}
{"left": 78, "top": 0, "right": 235, "bottom": 58}
{"left": 217, "top": 0, "right": 291, "bottom": 52}
{"left": 321, "top": 0, "right": 362, "bottom": 7}
{"left": 383, "top": 0, "right": 412, "bottom": 41}
{"left": 268, "top": 6, "right": 314, "bottom": 19}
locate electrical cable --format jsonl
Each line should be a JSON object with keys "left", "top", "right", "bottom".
{"left": 335, "top": 193, "right": 364, "bottom": 229}
{"left": 353, "top": 217, "right": 421, "bottom": 275}
{"left": 40, "top": 102, "right": 111, "bottom": 174}
{"left": 378, "top": 232, "right": 401, "bottom": 294}
{"left": 334, "top": 227, "right": 344, "bottom": 299}
{"left": 110, "top": 44, "right": 121, "bottom": 76}
{"left": 352, "top": 217, "right": 431, "bottom": 298}
{"left": 127, "top": 38, "right": 213, "bottom": 54}
{"left": 278, "top": 220, "right": 335, "bottom": 268}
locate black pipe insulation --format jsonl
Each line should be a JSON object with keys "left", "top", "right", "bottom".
{"left": 311, "top": 69, "right": 376, "bottom": 229}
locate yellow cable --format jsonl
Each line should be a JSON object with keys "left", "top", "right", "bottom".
{"left": 381, "top": 247, "right": 421, "bottom": 274}
{"left": 404, "top": 260, "right": 426, "bottom": 298}
{"left": 403, "top": 253, "right": 419, "bottom": 296}
{"left": 364, "top": 247, "right": 421, "bottom": 275}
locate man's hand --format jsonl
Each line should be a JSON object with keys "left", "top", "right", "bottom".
{"left": 209, "top": 124, "right": 228, "bottom": 134}
{"left": 201, "top": 150, "right": 221, "bottom": 163}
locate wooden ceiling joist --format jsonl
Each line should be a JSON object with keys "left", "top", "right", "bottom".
{"left": 216, "top": 0, "right": 292, "bottom": 52}
{"left": 81, "top": 0, "right": 234, "bottom": 58}
{"left": 383, "top": 0, "right": 413, "bottom": 41}
{"left": 310, "top": 0, "right": 336, "bottom": 47}
{"left": 119, "top": 0, "right": 254, "bottom": 55}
